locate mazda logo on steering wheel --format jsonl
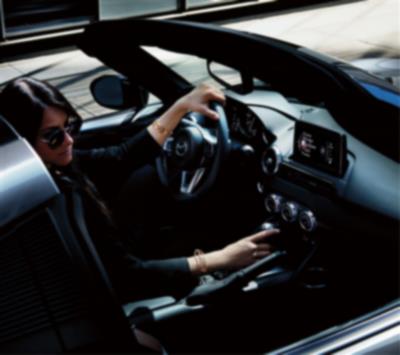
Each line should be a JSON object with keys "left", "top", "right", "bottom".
{"left": 175, "top": 140, "right": 189, "bottom": 157}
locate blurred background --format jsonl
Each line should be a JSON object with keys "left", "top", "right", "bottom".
{"left": 0, "top": 0, "right": 399, "bottom": 118}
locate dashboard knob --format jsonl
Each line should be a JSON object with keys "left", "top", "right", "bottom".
{"left": 261, "top": 146, "right": 282, "bottom": 175}
{"left": 281, "top": 202, "right": 298, "bottom": 223}
{"left": 299, "top": 210, "right": 317, "bottom": 232}
{"left": 264, "top": 194, "right": 283, "bottom": 214}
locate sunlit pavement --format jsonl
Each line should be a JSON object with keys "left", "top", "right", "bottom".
{"left": 224, "top": 0, "right": 400, "bottom": 86}
{"left": 0, "top": 0, "right": 398, "bottom": 118}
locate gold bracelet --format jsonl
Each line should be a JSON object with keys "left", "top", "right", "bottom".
{"left": 151, "top": 119, "right": 173, "bottom": 136}
{"left": 194, "top": 249, "right": 207, "bottom": 274}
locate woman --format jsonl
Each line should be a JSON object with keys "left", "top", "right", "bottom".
{"left": 0, "top": 77, "right": 279, "bottom": 301}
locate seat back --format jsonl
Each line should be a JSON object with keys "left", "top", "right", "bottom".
{"left": 0, "top": 116, "right": 142, "bottom": 352}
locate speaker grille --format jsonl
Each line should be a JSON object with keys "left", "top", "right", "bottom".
{"left": 0, "top": 211, "right": 89, "bottom": 346}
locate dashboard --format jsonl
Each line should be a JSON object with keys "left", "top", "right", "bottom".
{"left": 119, "top": 88, "right": 399, "bottom": 235}
{"left": 224, "top": 90, "right": 400, "bottom": 234}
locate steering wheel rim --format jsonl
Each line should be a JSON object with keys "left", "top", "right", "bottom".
{"left": 156, "top": 102, "right": 230, "bottom": 201}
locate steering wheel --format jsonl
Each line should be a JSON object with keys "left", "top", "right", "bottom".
{"left": 156, "top": 102, "right": 230, "bottom": 200}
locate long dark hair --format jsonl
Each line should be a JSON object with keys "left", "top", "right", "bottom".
{"left": 0, "top": 77, "right": 81, "bottom": 145}
{"left": 0, "top": 77, "right": 114, "bottom": 224}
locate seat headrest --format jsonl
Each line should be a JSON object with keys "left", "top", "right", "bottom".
{"left": 0, "top": 116, "right": 59, "bottom": 227}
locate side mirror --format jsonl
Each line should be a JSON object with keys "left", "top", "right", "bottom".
{"left": 90, "top": 75, "right": 149, "bottom": 110}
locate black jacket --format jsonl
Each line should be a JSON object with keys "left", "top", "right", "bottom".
{"left": 54, "top": 129, "right": 197, "bottom": 302}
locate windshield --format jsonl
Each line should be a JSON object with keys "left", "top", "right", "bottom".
{"left": 143, "top": 46, "right": 248, "bottom": 90}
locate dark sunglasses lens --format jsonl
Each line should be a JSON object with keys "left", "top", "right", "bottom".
{"left": 44, "top": 129, "right": 65, "bottom": 149}
{"left": 66, "top": 120, "right": 81, "bottom": 136}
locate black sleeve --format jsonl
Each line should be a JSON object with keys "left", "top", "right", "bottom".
{"left": 106, "top": 240, "right": 198, "bottom": 302}
{"left": 75, "top": 128, "right": 161, "bottom": 170}
{"left": 58, "top": 176, "right": 198, "bottom": 303}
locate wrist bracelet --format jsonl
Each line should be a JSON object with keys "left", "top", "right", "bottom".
{"left": 194, "top": 249, "right": 208, "bottom": 274}
{"left": 151, "top": 119, "right": 173, "bottom": 136}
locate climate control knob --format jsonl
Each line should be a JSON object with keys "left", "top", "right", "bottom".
{"left": 281, "top": 202, "right": 299, "bottom": 223}
{"left": 264, "top": 194, "right": 283, "bottom": 214}
{"left": 298, "top": 210, "right": 317, "bottom": 232}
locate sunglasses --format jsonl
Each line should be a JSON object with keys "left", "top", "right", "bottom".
{"left": 39, "top": 119, "right": 81, "bottom": 149}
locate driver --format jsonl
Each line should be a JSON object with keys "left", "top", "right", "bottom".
{"left": 0, "top": 77, "right": 279, "bottom": 301}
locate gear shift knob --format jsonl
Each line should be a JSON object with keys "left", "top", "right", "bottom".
{"left": 259, "top": 221, "right": 279, "bottom": 231}
{"left": 257, "top": 221, "right": 281, "bottom": 248}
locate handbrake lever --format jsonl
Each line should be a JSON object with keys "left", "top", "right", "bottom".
{"left": 186, "top": 250, "right": 286, "bottom": 305}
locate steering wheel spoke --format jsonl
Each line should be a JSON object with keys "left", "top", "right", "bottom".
{"left": 162, "top": 136, "right": 175, "bottom": 157}
{"left": 179, "top": 168, "right": 206, "bottom": 195}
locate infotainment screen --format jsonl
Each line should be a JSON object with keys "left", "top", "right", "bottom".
{"left": 293, "top": 121, "right": 347, "bottom": 176}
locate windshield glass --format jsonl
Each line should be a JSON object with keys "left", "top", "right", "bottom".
{"left": 143, "top": 46, "right": 236, "bottom": 89}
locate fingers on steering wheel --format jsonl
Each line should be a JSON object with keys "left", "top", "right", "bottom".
{"left": 201, "top": 107, "right": 220, "bottom": 120}
{"left": 209, "top": 91, "right": 225, "bottom": 105}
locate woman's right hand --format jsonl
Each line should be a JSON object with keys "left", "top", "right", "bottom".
{"left": 189, "top": 229, "right": 280, "bottom": 275}
{"left": 216, "top": 229, "right": 280, "bottom": 271}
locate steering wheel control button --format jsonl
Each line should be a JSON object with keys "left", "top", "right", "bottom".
{"left": 281, "top": 202, "right": 299, "bottom": 223}
{"left": 299, "top": 210, "right": 317, "bottom": 232}
{"left": 261, "top": 146, "right": 282, "bottom": 175}
{"left": 265, "top": 194, "right": 283, "bottom": 214}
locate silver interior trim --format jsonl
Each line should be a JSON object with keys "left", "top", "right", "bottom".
{"left": 334, "top": 325, "right": 400, "bottom": 354}
{"left": 272, "top": 304, "right": 400, "bottom": 355}
{"left": 0, "top": 138, "right": 59, "bottom": 227}
{"left": 317, "top": 307, "right": 400, "bottom": 354}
